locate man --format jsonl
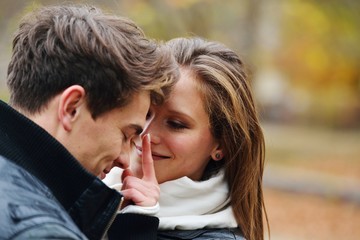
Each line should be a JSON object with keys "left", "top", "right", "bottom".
{"left": 0, "top": 5, "right": 177, "bottom": 240}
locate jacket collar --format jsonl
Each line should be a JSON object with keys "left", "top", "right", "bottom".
{"left": 0, "top": 100, "right": 121, "bottom": 239}
{"left": 0, "top": 100, "right": 95, "bottom": 209}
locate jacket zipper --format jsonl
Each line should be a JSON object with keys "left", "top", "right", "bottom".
{"left": 100, "top": 198, "right": 122, "bottom": 239}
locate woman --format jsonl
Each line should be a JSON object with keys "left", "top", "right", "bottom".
{"left": 105, "top": 37, "right": 268, "bottom": 240}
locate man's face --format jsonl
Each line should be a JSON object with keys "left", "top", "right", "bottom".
{"left": 67, "top": 91, "right": 150, "bottom": 177}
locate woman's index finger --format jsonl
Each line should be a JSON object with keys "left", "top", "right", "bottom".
{"left": 141, "top": 134, "right": 157, "bottom": 183}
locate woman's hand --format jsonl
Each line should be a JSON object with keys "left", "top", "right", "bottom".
{"left": 120, "top": 134, "right": 159, "bottom": 208}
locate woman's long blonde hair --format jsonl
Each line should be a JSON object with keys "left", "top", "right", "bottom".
{"left": 166, "top": 37, "right": 269, "bottom": 240}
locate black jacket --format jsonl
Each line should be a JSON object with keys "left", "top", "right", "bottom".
{"left": 0, "top": 100, "right": 158, "bottom": 240}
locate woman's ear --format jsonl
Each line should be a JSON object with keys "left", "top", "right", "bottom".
{"left": 211, "top": 145, "right": 224, "bottom": 161}
{"left": 58, "top": 85, "right": 86, "bottom": 131}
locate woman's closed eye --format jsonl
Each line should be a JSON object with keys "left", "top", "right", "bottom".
{"left": 167, "top": 120, "right": 188, "bottom": 130}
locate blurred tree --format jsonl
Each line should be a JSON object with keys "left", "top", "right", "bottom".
{"left": 275, "top": 0, "right": 360, "bottom": 127}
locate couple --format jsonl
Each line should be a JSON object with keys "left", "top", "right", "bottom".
{"left": 0, "top": 4, "right": 267, "bottom": 240}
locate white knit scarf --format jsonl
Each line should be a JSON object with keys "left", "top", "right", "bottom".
{"left": 157, "top": 170, "right": 238, "bottom": 230}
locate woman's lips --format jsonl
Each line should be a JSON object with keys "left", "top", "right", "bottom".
{"left": 151, "top": 153, "right": 170, "bottom": 161}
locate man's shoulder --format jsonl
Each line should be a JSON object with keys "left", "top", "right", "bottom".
{"left": 0, "top": 156, "right": 50, "bottom": 194}
{"left": 0, "top": 155, "right": 86, "bottom": 239}
{"left": 0, "top": 155, "right": 58, "bottom": 204}
{"left": 11, "top": 223, "right": 87, "bottom": 240}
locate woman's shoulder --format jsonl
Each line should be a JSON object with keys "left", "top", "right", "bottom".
{"left": 157, "top": 228, "right": 245, "bottom": 240}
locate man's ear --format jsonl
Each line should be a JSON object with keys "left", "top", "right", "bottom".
{"left": 58, "top": 85, "right": 86, "bottom": 131}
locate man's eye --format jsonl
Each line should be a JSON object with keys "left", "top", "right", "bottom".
{"left": 135, "top": 128, "right": 143, "bottom": 136}
{"left": 123, "top": 133, "right": 129, "bottom": 141}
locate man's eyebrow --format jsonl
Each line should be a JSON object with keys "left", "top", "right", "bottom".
{"left": 129, "top": 124, "right": 143, "bottom": 135}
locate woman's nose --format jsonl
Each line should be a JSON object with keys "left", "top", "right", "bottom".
{"left": 141, "top": 120, "right": 160, "bottom": 144}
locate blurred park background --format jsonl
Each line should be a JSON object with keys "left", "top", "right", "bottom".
{"left": 0, "top": 0, "right": 359, "bottom": 239}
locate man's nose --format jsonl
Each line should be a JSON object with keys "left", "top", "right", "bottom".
{"left": 114, "top": 140, "right": 133, "bottom": 169}
{"left": 114, "top": 150, "right": 130, "bottom": 169}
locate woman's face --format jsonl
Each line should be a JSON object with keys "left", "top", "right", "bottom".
{"left": 134, "top": 68, "right": 221, "bottom": 183}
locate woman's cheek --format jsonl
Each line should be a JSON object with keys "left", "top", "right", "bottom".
{"left": 169, "top": 135, "right": 192, "bottom": 154}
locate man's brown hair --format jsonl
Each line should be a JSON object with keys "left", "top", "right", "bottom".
{"left": 7, "top": 5, "right": 178, "bottom": 118}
